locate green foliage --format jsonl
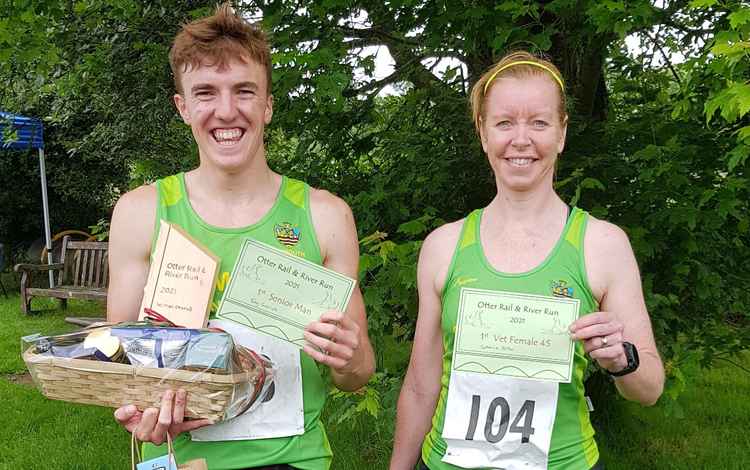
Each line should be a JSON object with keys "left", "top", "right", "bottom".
{"left": 1, "top": 0, "right": 208, "bottom": 249}
{"left": 2, "top": 0, "right": 748, "bottom": 425}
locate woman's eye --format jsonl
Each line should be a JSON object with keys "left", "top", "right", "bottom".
{"left": 497, "top": 121, "right": 512, "bottom": 129}
{"left": 533, "top": 120, "right": 548, "bottom": 128}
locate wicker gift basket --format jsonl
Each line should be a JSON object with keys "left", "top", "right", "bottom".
{"left": 22, "top": 325, "right": 273, "bottom": 423}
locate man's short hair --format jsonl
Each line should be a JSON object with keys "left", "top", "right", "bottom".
{"left": 169, "top": 2, "right": 272, "bottom": 94}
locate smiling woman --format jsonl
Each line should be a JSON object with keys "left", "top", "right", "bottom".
{"left": 390, "top": 51, "right": 664, "bottom": 470}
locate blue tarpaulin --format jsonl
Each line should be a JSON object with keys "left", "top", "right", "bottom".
{"left": 0, "top": 111, "right": 44, "bottom": 150}
{"left": 0, "top": 111, "right": 54, "bottom": 286}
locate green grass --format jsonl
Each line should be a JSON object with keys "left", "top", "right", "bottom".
{"left": 592, "top": 355, "right": 750, "bottom": 470}
{"left": 0, "top": 276, "right": 126, "bottom": 469}
{"left": 1, "top": 277, "right": 748, "bottom": 469}
{"left": 326, "top": 355, "right": 750, "bottom": 470}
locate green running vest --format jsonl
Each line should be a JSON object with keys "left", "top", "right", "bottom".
{"left": 422, "top": 208, "right": 600, "bottom": 470}
{"left": 142, "top": 172, "right": 332, "bottom": 470}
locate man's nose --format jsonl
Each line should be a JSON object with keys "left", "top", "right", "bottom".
{"left": 214, "top": 92, "right": 237, "bottom": 120}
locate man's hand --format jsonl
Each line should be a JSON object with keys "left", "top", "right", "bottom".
{"left": 569, "top": 311, "right": 627, "bottom": 373}
{"left": 114, "top": 389, "right": 212, "bottom": 444}
{"left": 303, "top": 310, "right": 362, "bottom": 374}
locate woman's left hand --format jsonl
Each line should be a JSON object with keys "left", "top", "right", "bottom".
{"left": 569, "top": 311, "right": 628, "bottom": 373}
{"left": 303, "top": 310, "right": 361, "bottom": 373}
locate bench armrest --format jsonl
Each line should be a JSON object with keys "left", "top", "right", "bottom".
{"left": 14, "top": 263, "right": 64, "bottom": 273}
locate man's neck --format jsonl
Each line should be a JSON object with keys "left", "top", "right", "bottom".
{"left": 181, "top": 158, "right": 284, "bottom": 228}
{"left": 188, "top": 158, "right": 278, "bottom": 204}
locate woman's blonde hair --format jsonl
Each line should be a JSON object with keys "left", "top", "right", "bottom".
{"left": 470, "top": 51, "right": 567, "bottom": 135}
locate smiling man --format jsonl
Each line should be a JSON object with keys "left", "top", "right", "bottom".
{"left": 106, "top": 4, "right": 375, "bottom": 470}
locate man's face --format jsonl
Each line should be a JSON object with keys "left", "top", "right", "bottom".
{"left": 174, "top": 58, "right": 273, "bottom": 173}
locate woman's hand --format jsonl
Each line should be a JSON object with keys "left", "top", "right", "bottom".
{"left": 303, "top": 310, "right": 361, "bottom": 373}
{"left": 113, "top": 389, "right": 212, "bottom": 444}
{"left": 569, "top": 311, "right": 628, "bottom": 373}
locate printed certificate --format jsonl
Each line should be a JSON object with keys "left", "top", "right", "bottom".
{"left": 453, "top": 288, "right": 579, "bottom": 383}
{"left": 216, "top": 239, "right": 356, "bottom": 348}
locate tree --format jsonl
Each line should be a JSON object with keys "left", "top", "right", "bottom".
{"left": 1, "top": 1, "right": 747, "bottom": 415}
{"left": 0, "top": 0, "right": 213, "bottom": 249}
{"left": 252, "top": 0, "right": 750, "bottom": 409}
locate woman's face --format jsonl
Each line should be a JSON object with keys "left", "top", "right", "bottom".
{"left": 480, "top": 74, "right": 567, "bottom": 194}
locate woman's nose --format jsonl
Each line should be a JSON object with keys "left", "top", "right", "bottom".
{"left": 511, "top": 124, "right": 531, "bottom": 147}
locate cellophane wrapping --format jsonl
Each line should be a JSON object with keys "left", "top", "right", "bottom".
{"left": 22, "top": 322, "right": 275, "bottom": 422}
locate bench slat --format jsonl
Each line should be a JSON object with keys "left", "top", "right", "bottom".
{"left": 87, "top": 250, "right": 96, "bottom": 287}
{"left": 72, "top": 250, "right": 81, "bottom": 287}
{"left": 94, "top": 250, "right": 101, "bottom": 287}
{"left": 27, "top": 286, "right": 107, "bottom": 300}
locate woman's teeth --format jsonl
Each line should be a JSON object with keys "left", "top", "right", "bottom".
{"left": 508, "top": 158, "right": 533, "bottom": 166}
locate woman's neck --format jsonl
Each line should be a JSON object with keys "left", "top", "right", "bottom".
{"left": 485, "top": 183, "right": 567, "bottom": 227}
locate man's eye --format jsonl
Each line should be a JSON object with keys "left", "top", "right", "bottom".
{"left": 497, "top": 121, "right": 512, "bottom": 129}
{"left": 239, "top": 89, "right": 255, "bottom": 96}
{"left": 195, "top": 91, "right": 213, "bottom": 99}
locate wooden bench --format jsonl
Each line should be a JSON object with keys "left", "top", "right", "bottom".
{"left": 14, "top": 236, "right": 108, "bottom": 314}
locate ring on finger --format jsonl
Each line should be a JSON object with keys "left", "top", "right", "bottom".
{"left": 601, "top": 336, "right": 608, "bottom": 346}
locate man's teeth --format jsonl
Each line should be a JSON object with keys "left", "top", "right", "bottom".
{"left": 508, "top": 158, "right": 533, "bottom": 166}
{"left": 213, "top": 129, "right": 242, "bottom": 143}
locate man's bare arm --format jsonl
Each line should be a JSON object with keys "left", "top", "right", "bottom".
{"left": 306, "top": 189, "right": 375, "bottom": 391}
{"left": 107, "top": 185, "right": 157, "bottom": 323}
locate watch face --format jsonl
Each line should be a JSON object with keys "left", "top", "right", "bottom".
{"left": 628, "top": 342, "right": 639, "bottom": 366}
{"left": 610, "top": 342, "right": 639, "bottom": 377}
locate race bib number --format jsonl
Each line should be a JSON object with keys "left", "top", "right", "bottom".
{"left": 442, "top": 288, "right": 575, "bottom": 469}
{"left": 442, "top": 371, "right": 558, "bottom": 470}
{"left": 190, "top": 319, "right": 304, "bottom": 441}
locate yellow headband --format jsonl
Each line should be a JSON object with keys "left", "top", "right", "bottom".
{"left": 483, "top": 60, "right": 565, "bottom": 95}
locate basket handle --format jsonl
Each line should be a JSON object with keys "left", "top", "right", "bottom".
{"left": 131, "top": 431, "right": 176, "bottom": 470}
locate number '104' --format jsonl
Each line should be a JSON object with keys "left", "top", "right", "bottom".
{"left": 465, "top": 395, "right": 536, "bottom": 443}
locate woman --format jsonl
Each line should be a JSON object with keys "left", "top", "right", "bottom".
{"left": 389, "top": 51, "right": 664, "bottom": 470}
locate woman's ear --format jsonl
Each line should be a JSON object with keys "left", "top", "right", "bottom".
{"left": 479, "top": 116, "right": 488, "bottom": 154}
{"left": 557, "top": 114, "right": 568, "bottom": 155}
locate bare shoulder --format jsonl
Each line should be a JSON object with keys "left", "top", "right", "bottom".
{"left": 584, "top": 215, "right": 639, "bottom": 300}
{"left": 584, "top": 215, "right": 633, "bottom": 257}
{"left": 113, "top": 184, "right": 157, "bottom": 218}
{"left": 421, "top": 219, "right": 463, "bottom": 265}
{"left": 308, "top": 186, "right": 358, "bottom": 276}
{"left": 309, "top": 186, "right": 353, "bottom": 223}
{"left": 110, "top": 184, "right": 158, "bottom": 253}
{"left": 419, "top": 218, "right": 465, "bottom": 294}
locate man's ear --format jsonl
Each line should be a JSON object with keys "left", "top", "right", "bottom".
{"left": 264, "top": 94, "right": 273, "bottom": 125}
{"left": 174, "top": 93, "right": 190, "bottom": 124}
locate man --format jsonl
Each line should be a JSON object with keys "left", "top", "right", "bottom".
{"left": 107, "top": 4, "right": 375, "bottom": 469}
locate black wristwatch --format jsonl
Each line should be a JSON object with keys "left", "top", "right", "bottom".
{"left": 607, "top": 342, "right": 639, "bottom": 377}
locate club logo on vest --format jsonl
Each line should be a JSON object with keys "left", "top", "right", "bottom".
{"left": 551, "top": 279, "right": 574, "bottom": 298}
{"left": 274, "top": 222, "right": 301, "bottom": 247}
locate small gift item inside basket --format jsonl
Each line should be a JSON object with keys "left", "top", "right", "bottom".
{"left": 22, "top": 320, "right": 274, "bottom": 423}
